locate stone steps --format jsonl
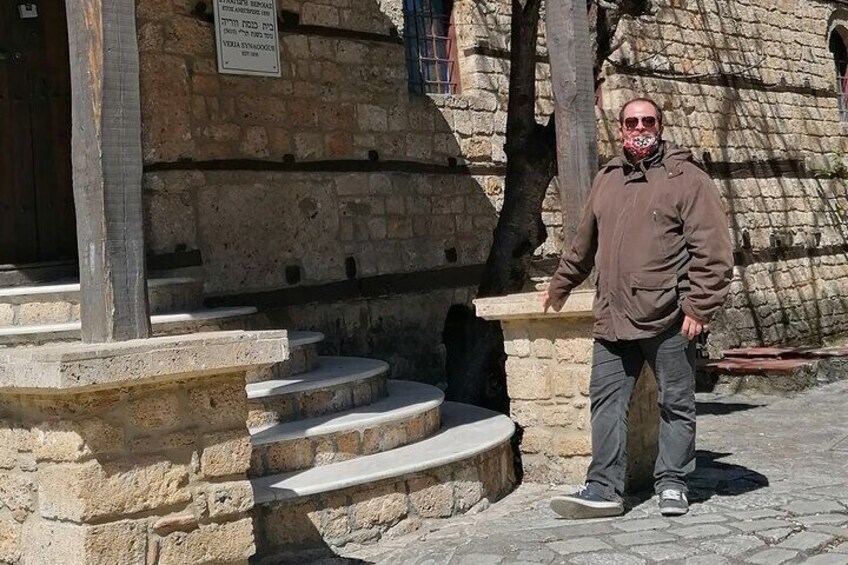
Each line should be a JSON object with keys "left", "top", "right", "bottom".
{"left": 243, "top": 328, "right": 517, "bottom": 558}
{"left": 252, "top": 402, "right": 514, "bottom": 502}
{"left": 285, "top": 330, "right": 324, "bottom": 376}
{"left": 245, "top": 356, "right": 390, "bottom": 429}
{"left": 251, "top": 402, "right": 515, "bottom": 555}
{"left": 289, "top": 330, "right": 324, "bottom": 351}
{"left": 246, "top": 331, "right": 325, "bottom": 385}
{"left": 0, "top": 277, "right": 202, "bottom": 326}
{"left": 0, "top": 306, "right": 259, "bottom": 347}
{"left": 250, "top": 380, "right": 444, "bottom": 475}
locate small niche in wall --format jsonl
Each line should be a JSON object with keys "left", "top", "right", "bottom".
{"left": 741, "top": 230, "right": 752, "bottom": 250}
{"left": 192, "top": 1, "right": 213, "bottom": 22}
{"left": 444, "top": 247, "right": 458, "bottom": 264}
{"left": 279, "top": 9, "right": 300, "bottom": 29}
{"left": 345, "top": 257, "right": 357, "bottom": 280}
{"left": 285, "top": 265, "right": 302, "bottom": 285}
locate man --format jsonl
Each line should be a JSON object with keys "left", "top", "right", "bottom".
{"left": 542, "top": 97, "right": 733, "bottom": 518}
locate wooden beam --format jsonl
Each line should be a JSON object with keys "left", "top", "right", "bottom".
{"left": 545, "top": 0, "right": 599, "bottom": 243}
{"left": 65, "top": 0, "right": 151, "bottom": 342}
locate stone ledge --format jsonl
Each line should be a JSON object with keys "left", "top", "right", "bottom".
{"left": 0, "top": 330, "right": 289, "bottom": 393}
{"left": 474, "top": 289, "right": 594, "bottom": 321}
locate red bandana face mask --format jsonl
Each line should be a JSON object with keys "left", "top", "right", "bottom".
{"left": 623, "top": 133, "right": 659, "bottom": 162}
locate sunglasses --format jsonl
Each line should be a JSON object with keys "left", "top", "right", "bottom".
{"left": 623, "top": 116, "right": 658, "bottom": 130}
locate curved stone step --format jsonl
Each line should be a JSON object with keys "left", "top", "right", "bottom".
{"left": 288, "top": 331, "right": 324, "bottom": 350}
{"left": 252, "top": 402, "right": 514, "bottom": 502}
{"left": 287, "top": 330, "right": 324, "bottom": 376}
{"left": 0, "top": 277, "right": 202, "bottom": 326}
{"left": 246, "top": 356, "right": 390, "bottom": 429}
{"left": 0, "top": 306, "right": 257, "bottom": 347}
{"left": 251, "top": 402, "right": 516, "bottom": 554}
{"left": 250, "top": 380, "right": 444, "bottom": 475}
{"left": 245, "top": 331, "right": 325, "bottom": 385}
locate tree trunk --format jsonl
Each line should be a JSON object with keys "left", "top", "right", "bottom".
{"left": 444, "top": 1, "right": 652, "bottom": 411}
{"left": 444, "top": 0, "right": 556, "bottom": 412}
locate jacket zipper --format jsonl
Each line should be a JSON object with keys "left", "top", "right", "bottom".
{"left": 609, "top": 182, "right": 640, "bottom": 340}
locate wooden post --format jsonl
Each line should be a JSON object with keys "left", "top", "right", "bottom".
{"left": 545, "top": 0, "right": 598, "bottom": 243}
{"left": 65, "top": 0, "right": 151, "bottom": 342}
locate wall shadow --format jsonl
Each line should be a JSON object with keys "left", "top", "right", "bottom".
{"left": 140, "top": 0, "right": 510, "bottom": 387}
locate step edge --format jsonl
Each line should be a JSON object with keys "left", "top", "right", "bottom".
{"left": 151, "top": 306, "right": 258, "bottom": 323}
{"left": 251, "top": 403, "right": 515, "bottom": 504}
{"left": 288, "top": 331, "right": 325, "bottom": 348}
{"left": 0, "top": 307, "right": 258, "bottom": 337}
{"left": 249, "top": 380, "right": 444, "bottom": 443}
{"left": 245, "top": 356, "right": 390, "bottom": 399}
{"left": 0, "top": 277, "right": 199, "bottom": 302}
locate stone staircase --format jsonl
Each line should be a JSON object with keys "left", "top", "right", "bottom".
{"left": 0, "top": 277, "right": 259, "bottom": 346}
{"left": 0, "top": 277, "right": 518, "bottom": 561}
{"left": 246, "top": 331, "right": 516, "bottom": 564}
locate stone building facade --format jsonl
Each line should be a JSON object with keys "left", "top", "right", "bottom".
{"left": 596, "top": 0, "right": 848, "bottom": 351}
{"left": 136, "top": 0, "right": 848, "bottom": 384}
{"left": 138, "top": 0, "right": 554, "bottom": 384}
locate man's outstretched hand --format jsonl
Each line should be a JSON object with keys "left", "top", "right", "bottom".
{"left": 541, "top": 290, "right": 566, "bottom": 313}
{"left": 681, "top": 314, "right": 707, "bottom": 340}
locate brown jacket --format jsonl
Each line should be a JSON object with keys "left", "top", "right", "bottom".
{"left": 548, "top": 142, "right": 733, "bottom": 341}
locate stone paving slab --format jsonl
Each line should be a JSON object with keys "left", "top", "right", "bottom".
{"left": 332, "top": 381, "right": 848, "bottom": 565}
{"left": 746, "top": 548, "right": 799, "bottom": 564}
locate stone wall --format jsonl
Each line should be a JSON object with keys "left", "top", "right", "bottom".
{"left": 136, "top": 0, "right": 554, "bottom": 379}
{"left": 137, "top": 0, "right": 848, "bottom": 382}
{"left": 0, "top": 331, "right": 288, "bottom": 565}
{"left": 594, "top": 0, "right": 848, "bottom": 348}
{"left": 474, "top": 291, "right": 659, "bottom": 487}
{"left": 0, "top": 376, "right": 254, "bottom": 565}
{"left": 137, "top": 0, "right": 551, "bottom": 276}
{"left": 264, "top": 286, "right": 475, "bottom": 385}
{"left": 144, "top": 170, "right": 497, "bottom": 295}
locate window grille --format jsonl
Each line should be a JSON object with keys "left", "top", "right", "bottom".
{"left": 403, "top": 0, "right": 459, "bottom": 95}
{"left": 838, "top": 63, "right": 848, "bottom": 123}
{"left": 830, "top": 30, "right": 848, "bottom": 123}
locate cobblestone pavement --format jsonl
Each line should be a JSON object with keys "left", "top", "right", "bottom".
{"left": 333, "top": 380, "right": 848, "bottom": 565}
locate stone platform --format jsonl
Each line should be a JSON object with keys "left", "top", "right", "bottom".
{"left": 699, "top": 345, "right": 848, "bottom": 395}
{"left": 474, "top": 290, "right": 659, "bottom": 489}
{"left": 0, "top": 330, "right": 289, "bottom": 565}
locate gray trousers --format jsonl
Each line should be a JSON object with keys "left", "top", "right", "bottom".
{"left": 586, "top": 322, "right": 696, "bottom": 502}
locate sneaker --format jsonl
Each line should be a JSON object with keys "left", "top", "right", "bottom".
{"left": 550, "top": 485, "right": 624, "bottom": 520}
{"left": 658, "top": 489, "right": 689, "bottom": 516}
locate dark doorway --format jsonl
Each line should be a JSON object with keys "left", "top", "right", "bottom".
{"left": 0, "top": 0, "right": 76, "bottom": 265}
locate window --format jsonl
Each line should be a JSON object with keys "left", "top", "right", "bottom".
{"left": 829, "top": 28, "right": 848, "bottom": 122}
{"left": 403, "top": 0, "right": 460, "bottom": 94}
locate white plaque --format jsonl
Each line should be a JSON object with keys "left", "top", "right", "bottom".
{"left": 213, "top": 0, "right": 281, "bottom": 77}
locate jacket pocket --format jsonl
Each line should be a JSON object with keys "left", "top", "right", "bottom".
{"left": 627, "top": 272, "right": 678, "bottom": 323}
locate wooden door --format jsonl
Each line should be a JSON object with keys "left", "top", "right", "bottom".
{"left": 0, "top": 0, "right": 75, "bottom": 265}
